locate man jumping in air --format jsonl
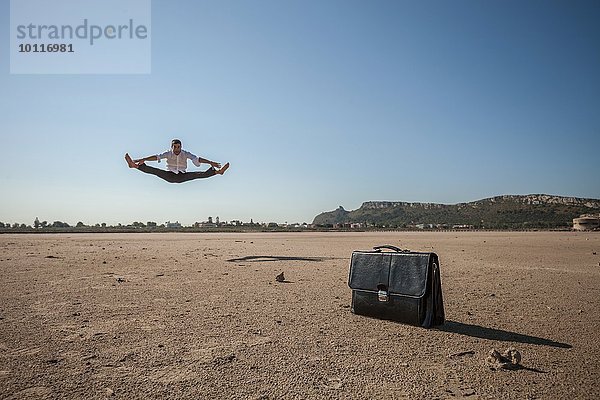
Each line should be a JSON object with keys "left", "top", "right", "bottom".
{"left": 125, "top": 139, "right": 230, "bottom": 183}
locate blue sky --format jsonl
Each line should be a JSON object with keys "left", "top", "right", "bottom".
{"left": 1, "top": 0, "right": 599, "bottom": 225}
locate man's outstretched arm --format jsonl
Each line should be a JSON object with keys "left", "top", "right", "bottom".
{"left": 186, "top": 150, "right": 221, "bottom": 168}
{"left": 134, "top": 155, "right": 159, "bottom": 163}
{"left": 197, "top": 156, "right": 221, "bottom": 169}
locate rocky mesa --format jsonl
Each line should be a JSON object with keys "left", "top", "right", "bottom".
{"left": 312, "top": 194, "right": 600, "bottom": 229}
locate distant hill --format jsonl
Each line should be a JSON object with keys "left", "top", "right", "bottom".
{"left": 312, "top": 194, "right": 600, "bottom": 229}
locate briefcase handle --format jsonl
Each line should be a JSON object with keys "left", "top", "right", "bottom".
{"left": 373, "top": 245, "right": 410, "bottom": 253}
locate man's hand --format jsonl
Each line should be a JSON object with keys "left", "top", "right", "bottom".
{"left": 209, "top": 161, "right": 221, "bottom": 169}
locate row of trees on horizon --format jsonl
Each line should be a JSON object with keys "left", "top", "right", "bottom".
{"left": 0, "top": 217, "right": 303, "bottom": 231}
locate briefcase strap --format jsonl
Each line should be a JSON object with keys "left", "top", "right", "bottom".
{"left": 373, "top": 245, "right": 410, "bottom": 253}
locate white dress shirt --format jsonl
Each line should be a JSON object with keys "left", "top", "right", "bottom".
{"left": 157, "top": 149, "right": 202, "bottom": 173}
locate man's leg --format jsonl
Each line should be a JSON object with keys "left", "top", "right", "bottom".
{"left": 174, "top": 163, "right": 230, "bottom": 183}
{"left": 175, "top": 168, "right": 217, "bottom": 182}
{"left": 137, "top": 163, "right": 179, "bottom": 183}
{"left": 126, "top": 153, "right": 179, "bottom": 182}
{"left": 175, "top": 163, "right": 229, "bottom": 182}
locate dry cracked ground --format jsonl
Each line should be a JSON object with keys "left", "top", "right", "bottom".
{"left": 0, "top": 231, "right": 599, "bottom": 399}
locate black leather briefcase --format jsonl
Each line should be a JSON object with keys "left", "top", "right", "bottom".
{"left": 348, "top": 245, "right": 444, "bottom": 328}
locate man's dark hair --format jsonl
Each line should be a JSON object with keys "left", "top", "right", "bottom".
{"left": 171, "top": 139, "right": 182, "bottom": 146}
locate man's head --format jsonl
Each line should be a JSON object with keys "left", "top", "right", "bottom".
{"left": 171, "top": 139, "right": 182, "bottom": 155}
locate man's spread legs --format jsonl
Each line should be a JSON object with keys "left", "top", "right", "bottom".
{"left": 126, "top": 153, "right": 229, "bottom": 183}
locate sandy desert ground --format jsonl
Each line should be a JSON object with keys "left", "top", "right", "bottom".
{"left": 0, "top": 231, "right": 599, "bottom": 399}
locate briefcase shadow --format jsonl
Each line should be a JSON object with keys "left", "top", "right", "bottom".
{"left": 437, "top": 320, "right": 572, "bottom": 349}
{"left": 226, "top": 255, "right": 327, "bottom": 262}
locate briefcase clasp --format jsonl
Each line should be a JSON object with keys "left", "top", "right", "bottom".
{"left": 378, "top": 290, "right": 389, "bottom": 302}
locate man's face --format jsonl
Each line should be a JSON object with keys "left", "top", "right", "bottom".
{"left": 172, "top": 142, "right": 182, "bottom": 155}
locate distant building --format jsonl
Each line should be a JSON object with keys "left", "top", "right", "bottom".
{"left": 165, "top": 221, "right": 182, "bottom": 228}
{"left": 452, "top": 224, "right": 474, "bottom": 229}
{"left": 195, "top": 218, "right": 216, "bottom": 228}
{"left": 416, "top": 224, "right": 435, "bottom": 229}
{"left": 573, "top": 214, "right": 600, "bottom": 231}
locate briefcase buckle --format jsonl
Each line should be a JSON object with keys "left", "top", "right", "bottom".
{"left": 378, "top": 290, "right": 389, "bottom": 302}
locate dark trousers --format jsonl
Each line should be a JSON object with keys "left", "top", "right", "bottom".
{"left": 138, "top": 164, "right": 216, "bottom": 183}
